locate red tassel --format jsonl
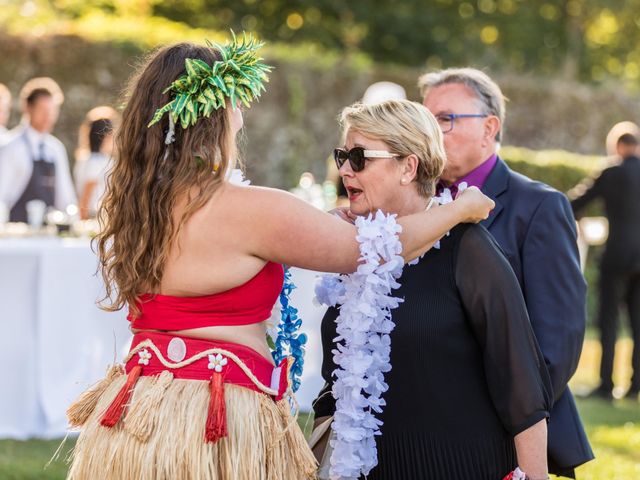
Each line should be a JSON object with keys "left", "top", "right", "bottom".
{"left": 205, "top": 371, "right": 227, "bottom": 443}
{"left": 100, "top": 365, "right": 143, "bottom": 428}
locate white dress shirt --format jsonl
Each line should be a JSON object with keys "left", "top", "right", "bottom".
{"left": 0, "top": 125, "right": 77, "bottom": 211}
{"left": 74, "top": 152, "right": 111, "bottom": 215}
{"left": 0, "top": 125, "right": 8, "bottom": 147}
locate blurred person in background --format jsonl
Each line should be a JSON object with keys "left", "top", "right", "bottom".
{"left": 605, "top": 121, "right": 639, "bottom": 158}
{"left": 74, "top": 106, "right": 117, "bottom": 219}
{"left": 571, "top": 133, "right": 640, "bottom": 401}
{"left": 0, "top": 77, "right": 76, "bottom": 222}
{"left": 0, "top": 83, "right": 11, "bottom": 144}
{"left": 421, "top": 67, "right": 592, "bottom": 478}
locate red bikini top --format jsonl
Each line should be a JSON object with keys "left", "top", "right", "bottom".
{"left": 128, "top": 262, "right": 284, "bottom": 330}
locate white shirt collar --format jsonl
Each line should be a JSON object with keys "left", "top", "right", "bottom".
{"left": 88, "top": 151, "right": 109, "bottom": 161}
{"left": 24, "top": 125, "right": 48, "bottom": 146}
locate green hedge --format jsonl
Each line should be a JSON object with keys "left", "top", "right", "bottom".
{"left": 500, "top": 146, "right": 604, "bottom": 193}
{"left": 501, "top": 145, "right": 605, "bottom": 218}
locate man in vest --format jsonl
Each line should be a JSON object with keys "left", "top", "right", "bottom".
{"left": 0, "top": 77, "right": 76, "bottom": 222}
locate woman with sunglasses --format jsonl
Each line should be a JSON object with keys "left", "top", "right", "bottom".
{"left": 65, "top": 37, "right": 494, "bottom": 480}
{"left": 312, "top": 100, "right": 552, "bottom": 480}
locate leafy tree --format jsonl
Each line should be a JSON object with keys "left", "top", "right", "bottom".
{"left": 5, "top": 0, "right": 640, "bottom": 88}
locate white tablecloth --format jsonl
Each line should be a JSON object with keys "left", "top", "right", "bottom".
{"left": 0, "top": 237, "right": 131, "bottom": 439}
{"left": 0, "top": 239, "right": 327, "bottom": 438}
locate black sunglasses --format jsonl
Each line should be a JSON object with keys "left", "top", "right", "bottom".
{"left": 333, "top": 147, "right": 397, "bottom": 172}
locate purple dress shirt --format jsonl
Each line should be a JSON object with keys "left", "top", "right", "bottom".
{"left": 436, "top": 154, "right": 497, "bottom": 198}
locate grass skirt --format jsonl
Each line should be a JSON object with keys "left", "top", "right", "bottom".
{"left": 66, "top": 367, "right": 317, "bottom": 479}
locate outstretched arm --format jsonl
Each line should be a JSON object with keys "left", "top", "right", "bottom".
{"left": 239, "top": 185, "right": 493, "bottom": 274}
{"left": 570, "top": 173, "right": 605, "bottom": 218}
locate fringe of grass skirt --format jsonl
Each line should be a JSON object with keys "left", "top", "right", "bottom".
{"left": 66, "top": 368, "right": 317, "bottom": 479}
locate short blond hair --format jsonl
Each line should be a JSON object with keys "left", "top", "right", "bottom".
{"left": 340, "top": 99, "right": 445, "bottom": 198}
{"left": 418, "top": 67, "right": 506, "bottom": 142}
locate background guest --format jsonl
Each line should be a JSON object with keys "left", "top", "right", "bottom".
{"left": 0, "top": 77, "right": 76, "bottom": 222}
{"left": 605, "top": 121, "right": 640, "bottom": 158}
{"left": 571, "top": 133, "right": 640, "bottom": 401}
{"left": 0, "top": 83, "right": 11, "bottom": 144}
{"left": 74, "top": 106, "right": 117, "bottom": 219}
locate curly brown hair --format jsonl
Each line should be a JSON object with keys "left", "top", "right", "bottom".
{"left": 96, "top": 43, "right": 235, "bottom": 316}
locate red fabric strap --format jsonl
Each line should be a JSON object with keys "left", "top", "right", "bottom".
{"left": 128, "top": 262, "right": 284, "bottom": 330}
{"left": 124, "top": 331, "right": 289, "bottom": 397}
{"left": 100, "top": 332, "right": 291, "bottom": 442}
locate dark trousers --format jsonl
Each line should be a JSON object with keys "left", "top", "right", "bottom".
{"left": 598, "top": 268, "right": 640, "bottom": 391}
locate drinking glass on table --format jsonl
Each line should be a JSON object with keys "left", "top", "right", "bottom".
{"left": 26, "top": 199, "right": 46, "bottom": 229}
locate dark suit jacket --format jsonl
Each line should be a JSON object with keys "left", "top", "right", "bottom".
{"left": 571, "top": 155, "right": 640, "bottom": 272}
{"left": 481, "top": 158, "right": 593, "bottom": 476}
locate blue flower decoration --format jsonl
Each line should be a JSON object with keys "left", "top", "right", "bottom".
{"left": 272, "top": 268, "right": 307, "bottom": 392}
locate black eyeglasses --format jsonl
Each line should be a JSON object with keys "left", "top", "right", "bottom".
{"left": 435, "top": 113, "right": 488, "bottom": 133}
{"left": 333, "top": 147, "right": 397, "bottom": 172}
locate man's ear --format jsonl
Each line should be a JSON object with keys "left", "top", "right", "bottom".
{"left": 483, "top": 116, "right": 501, "bottom": 143}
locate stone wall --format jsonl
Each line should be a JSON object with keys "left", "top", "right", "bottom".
{"left": 1, "top": 34, "right": 639, "bottom": 188}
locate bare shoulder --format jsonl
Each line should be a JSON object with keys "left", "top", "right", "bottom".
{"left": 194, "top": 182, "right": 302, "bottom": 240}
{"left": 220, "top": 182, "right": 298, "bottom": 208}
{"left": 211, "top": 181, "right": 358, "bottom": 272}
{"left": 215, "top": 182, "right": 311, "bottom": 225}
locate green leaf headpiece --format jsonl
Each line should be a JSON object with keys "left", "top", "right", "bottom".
{"left": 148, "top": 32, "right": 272, "bottom": 133}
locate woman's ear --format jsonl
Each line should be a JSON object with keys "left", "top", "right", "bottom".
{"left": 400, "top": 154, "right": 419, "bottom": 184}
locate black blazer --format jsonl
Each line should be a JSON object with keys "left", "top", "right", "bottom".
{"left": 572, "top": 155, "right": 640, "bottom": 272}
{"left": 481, "top": 158, "right": 593, "bottom": 476}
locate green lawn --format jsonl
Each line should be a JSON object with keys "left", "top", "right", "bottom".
{"left": 559, "top": 338, "right": 640, "bottom": 480}
{"left": 1, "top": 339, "right": 638, "bottom": 479}
{"left": 0, "top": 437, "right": 71, "bottom": 480}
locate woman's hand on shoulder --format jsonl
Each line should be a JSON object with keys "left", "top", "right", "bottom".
{"left": 328, "top": 207, "right": 357, "bottom": 224}
{"left": 454, "top": 186, "right": 495, "bottom": 223}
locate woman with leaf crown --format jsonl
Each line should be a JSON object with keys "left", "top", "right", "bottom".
{"left": 65, "top": 33, "right": 494, "bottom": 479}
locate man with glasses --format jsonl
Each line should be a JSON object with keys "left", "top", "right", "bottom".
{"left": 420, "top": 68, "right": 592, "bottom": 478}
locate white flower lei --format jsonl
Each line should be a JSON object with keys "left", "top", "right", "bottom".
{"left": 315, "top": 210, "right": 405, "bottom": 479}
{"left": 226, "top": 168, "right": 251, "bottom": 186}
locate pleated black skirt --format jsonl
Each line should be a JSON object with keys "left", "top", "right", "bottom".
{"left": 365, "top": 431, "right": 516, "bottom": 480}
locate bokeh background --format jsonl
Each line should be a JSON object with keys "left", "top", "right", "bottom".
{"left": 2, "top": 0, "right": 640, "bottom": 186}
